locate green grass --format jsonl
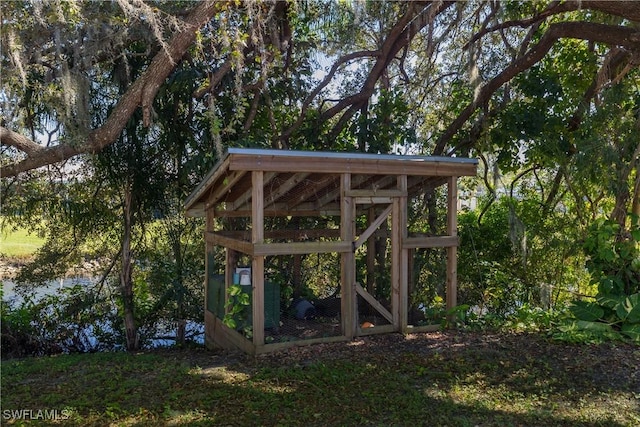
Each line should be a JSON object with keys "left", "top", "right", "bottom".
{"left": 2, "top": 331, "right": 639, "bottom": 426}
{"left": 0, "top": 226, "right": 45, "bottom": 258}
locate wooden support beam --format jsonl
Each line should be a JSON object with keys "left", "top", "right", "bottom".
{"left": 207, "top": 232, "right": 254, "bottom": 255}
{"left": 446, "top": 176, "right": 458, "bottom": 313}
{"left": 354, "top": 196, "right": 394, "bottom": 204}
{"left": 264, "top": 172, "right": 311, "bottom": 208}
{"left": 315, "top": 174, "right": 370, "bottom": 210}
{"left": 252, "top": 171, "right": 265, "bottom": 347}
{"left": 403, "top": 235, "right": 459, "bottom": 249}
{"left": 286, "top": 174, "right": 338, "bottom": 210}
{"left": 406, "top": 176, "right": 448, "bottom": 197}
{"left": 353, "top": 204, "right": 392, "bottom": 250}
{"left": 185, "top": 156, "right": 232, "bottom": 214}
{"left": 357, "top": 324, "right": 396, "bottom": 336}
{"left": 208, "top": 170, "right": 247, "bottom": 206}
{"left": 267, "top": 202, "right": 342, "bottom": 215}
{"left": 231, "top": 171, "right": 277, "bottom": 211}
{"left": 213, "top": 208, "right": 342, "bottom": 218}
{"left": 366, "top": 207, "right": 376, "bottom": 294}
{"left": 391, "top": 195, "right": 399, "bottom": 329}
{"left": 253, "top": 241, "right": 352, "bottom": 256}
{"left": 345, "top": 189, "right": 407, "bottom": 198}
{"left": 364, "top": 175, "right": 398, "bottom": 192}
{"left": 397, "top": 175, "right": 409, "bottom": 332}
{"left": 217, "top": 228, "right": 341, "bottom": 240}
{"left": 355, "top": 283, "right": 393, "bottom": 324}
{"left": 340, "top": 173, "right": 357, "bottom": 339}
{"left": 391, "top": 193, "right": 400, "bottom": 329}
{"left": 206, "top": 311, "right": 254, "bottom": 354}
{"left": 185, "top": 202, "right": 205, "bottom": 217}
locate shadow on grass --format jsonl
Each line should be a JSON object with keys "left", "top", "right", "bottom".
{"left": 1, "top": 332, "right": 638, "bottom": 426}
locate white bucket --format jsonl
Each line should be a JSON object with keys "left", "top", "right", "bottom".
{"left": 239, "top": 271, "right": 251, "bottom": 286}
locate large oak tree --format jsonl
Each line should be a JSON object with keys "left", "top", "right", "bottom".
{"left": 2, "top": 1, "right": 639, "bottom": 176}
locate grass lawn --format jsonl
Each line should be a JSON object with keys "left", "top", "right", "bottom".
{"left": 2, "top": 331, "right": 639, "bottom": 426}
{"left": 0, "top": 226, "right": 44, "bottom": 259}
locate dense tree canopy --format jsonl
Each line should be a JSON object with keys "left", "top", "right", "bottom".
{"left": 2, "top": 1, "right": 639, "bottom": 175}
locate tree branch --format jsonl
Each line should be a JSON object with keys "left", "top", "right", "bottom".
{"left": 1, "top": 0, "right": 224, "bottom": 178}
{"left": 279, "top": 49, "right": 380, "bottom": 143}
{"left": 0, "top": 127, "right": 44, "bottom": 155}
{"left": 325, "top": 1, "right": 455, "bottom": 139}
{"left": 435, "top": 22, "right": 640, "bottom": 156}
{"left": 568, "top": 48, "right": 631, "bottom": 132}
{"left": 466, "top": 1, "right": 640, "bottom": 50}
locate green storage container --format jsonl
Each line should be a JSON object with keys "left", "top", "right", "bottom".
{"left": 242, "top": 281, "right": 280, "bottom": 329}
{"left": 207, "top": 272, "right": 226, "bottom": 319}
{"left": 207, "top": 265, "right": 280, "bottom": 330}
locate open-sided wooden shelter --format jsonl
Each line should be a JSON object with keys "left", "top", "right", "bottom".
{"left": 185, "top": 148, "right": 477, "bottom": 354}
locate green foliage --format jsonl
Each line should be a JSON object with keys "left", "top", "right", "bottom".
{"left": 583, "top": 216, "right": 640, "bottom": 296}
{"left": 569, "top": 300, "right": 604, "bottom": 322}
{"left": 557, "top": 294, "right": 640, "bottom": 343}
{"left": 1, "top": 284, "right": 113, "bottom": 357}
{"left": 556, "top": 216, "right": 640, "bottom": 343}
{"left": 222, "top": 284, "right": 251, "bottom": 330}
{"left": 351, "top": 88, "right": 417, "bottom": 153}
{"left": 458, "top": 195, "right": 585, "bottom": 317}
{"left": 500, "top": 304, "right": 565, "bottom": 333}
{"left": 136, "top": 216, "right": 205, "bottom": 344}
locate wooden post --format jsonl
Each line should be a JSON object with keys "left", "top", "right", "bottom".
{"left": 252, "top": 171, "right": 265, "bottom": 347}
{"left": 392, "top": 175, "right": 408, "bottom": 331}
{"left": 399, "top": 176, "right": 408, "bottom": 332}
{"left": 340, "top": 173, "right": 356, "bottom": 338}
{"left": 204, "top": 207, "right": 215, "bottom": 348}
{"left": 206, "top": 207, "right": 215, "bottom": 311}
{"left": 446, "top": 176, "right": 458, "bottom": 314}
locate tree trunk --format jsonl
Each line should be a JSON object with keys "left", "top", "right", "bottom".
{"left": 632, "top": 170, "right": 640, "bottom": 218}
{"left": 121, "top": 182, "right": 138, "bottom": 351}
{"left": 176, "top": 319, "right": 186, "bottom": 346}
{"left": 173, "top": 229, "right": 186, "bottom": 347}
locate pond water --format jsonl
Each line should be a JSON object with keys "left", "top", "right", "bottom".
{"left": 2, "top": 277, "right": 204, "bottom": 348}
{"left": 2, "top": 276, "right": 94, "bottom": 303}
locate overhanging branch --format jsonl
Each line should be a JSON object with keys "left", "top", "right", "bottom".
{"left": 1, "top": 0, "right": 223, "bottom": 178}
{"left": 435, "top": 21, "right": 640, "bottom": 156}
{"left": 0, "top": 127, "right": 44, "bottom": 155}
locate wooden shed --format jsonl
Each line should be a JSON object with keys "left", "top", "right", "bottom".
{"left": 185, "top": 148, "right": 477, "bottom": 354}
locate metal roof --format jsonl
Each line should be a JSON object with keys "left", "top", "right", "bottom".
{"left": 185, "top": 148, "right": 477, "bottom": 217}
{"left": 224, "top": 148, "right": 478, "bottom": 163}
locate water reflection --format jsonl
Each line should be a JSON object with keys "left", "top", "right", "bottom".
{"left": 1, "top": 278, "right": 204, "bottom": 350}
